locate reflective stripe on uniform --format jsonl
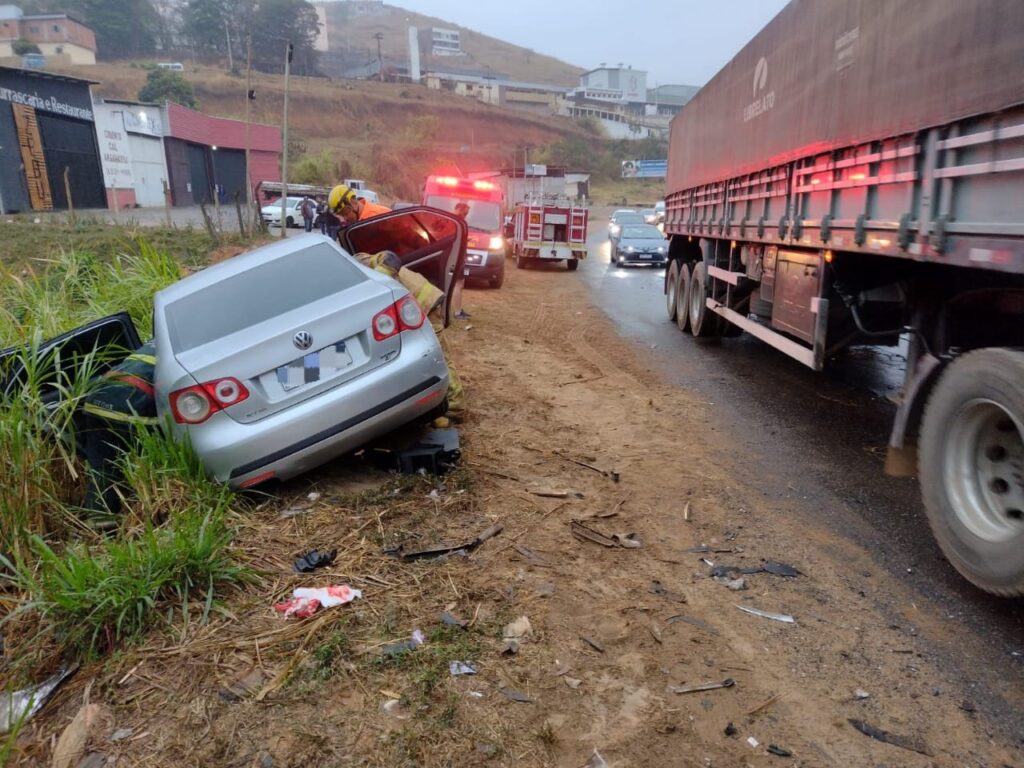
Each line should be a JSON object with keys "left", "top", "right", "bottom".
{"left": 83, "top": 402, "right": 159, "bottom": 426}
{"left": 128, "top": 352, "right": 157, "bottom": 365}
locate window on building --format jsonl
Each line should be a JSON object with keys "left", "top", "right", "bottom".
{"left": 56, "top": 45, "right": 63, "bottom": 53}
{"left": 29, "top": 25, "right": 40, "bottom": 33}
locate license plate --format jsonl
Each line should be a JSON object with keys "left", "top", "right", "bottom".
{"left": 464, "top": 267, "right": 471, "bottom": 276}
{"left": 276, "top": 341, "right": 352, "bottom": 391}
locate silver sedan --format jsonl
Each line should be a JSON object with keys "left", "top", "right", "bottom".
{"left": 153, "top": 206, "right": 466, "bottom": 488}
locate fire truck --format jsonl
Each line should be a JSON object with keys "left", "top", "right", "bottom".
{"left": 510, "top": 193, "right": 589, "bottom": 271}
{"left": 422, "top": 175, "right": 507, "bottom": 288}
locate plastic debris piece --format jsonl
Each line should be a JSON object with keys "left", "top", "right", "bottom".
{"left": 724, "top": 722, "right": 738, "bottom": 736}
{"left": 499, "top": 687, "right": 534, "bottom": 703}
{"left": 564, "top": 676, "right": 582, "bottom": 689}
{"left": 504, "top": 616, "right": 533, "bottom": 640}
{"left": 669, "top": 678, "right": 735, "bottom": 695}
{"left": 109, "top": 728, "right": 133, "bottom": 742}
{"left": 763, "top": 561, "right": 801, "bottom": 577}
{"left": 501, "top": 639, "right": 520, "bottom": 656}
{"left": 530, "top": 489, "right": 570, "bottom": 498}
{"left": 367, "top": 428, "right": 461, "bottom": 475}
{"left": 611, "top": 532, "right": 642, "bottom": 548}
{"left": 580, "top": 635, "right": 606, "bottom": 653}
{"left": 584, "top": 749, "right": 609, "bottom": 768}
{"left": 381, "top": 699, "right": 409, "bottom": 720}
{"left": 848, "top": 719, "right": 932, "bottom": 756}
{"left": 534, "top": 581, "right": 555, "bottom": 597}
{"left": 570, "top": 520, "right": 617, "bottom": 548}
{"left": 0, "top": 664, "right": 78, "bottom": 734}
{"left": 440, "top": 611, "right": 467, "bottom": 628}
{"left": 218, "top": 668, "right": 266, "bottom": 702}
{"left": 307, "top": 492, "right": 321, "bottom": 502}
{"left": 853, "top": 689, "right": 870, "bottom": 700}
{"left": 767, "top": 745, "right": 792, "bottom": 757}
{"left": 666, "top": 614, "right": 719, "bottom": 636}
{"left": 747, "top": 736, "right": 760, "bottom": 748}
{"left": 274, "top": 585, "right": 362, "bottom": 619}
{"left": 715, "top": 576, "right": 748, "bottom": 591}
{"left": 449, "top": 661, "right": 478, "bottom": 676}
{"left": 383, "top": 629, "right": 426, "bottom": 656}
{"left": 512, "top": 544, "right": 553, "bottom": 568}
{"left": 736, "top": 605, "right": 796, "bottom": 623}
{"left": 389, "top": 522, "right": 503, "bottom": 561}
{"left": 293, "top": 548, "right": 337, "bottom": 573}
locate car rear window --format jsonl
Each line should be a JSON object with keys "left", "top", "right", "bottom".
{"left": 164, "top": 242, "right": 367, "bottom": 352}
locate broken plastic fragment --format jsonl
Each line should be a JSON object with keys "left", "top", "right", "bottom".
{"left": 449, "top": 661, "right": 478, "bottom": 676}
{"left": 0, "top": 665, "right": 78, "bottom": 734}
{"left": 747, "top": 736, "right": 760, "bottom": 748}
{"left": 736, "top": 605, "right": 795, "bottom": 623}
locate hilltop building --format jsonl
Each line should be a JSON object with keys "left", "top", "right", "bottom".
{"left": 0, "top": 5, "right": 97, "bottom": 66}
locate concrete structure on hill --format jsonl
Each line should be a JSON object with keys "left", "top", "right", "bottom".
{"left": 424, "top": 69, "right": 568, "bottom": 116}
{"left": 0, "top": 5, "right": 97, "bottom": 66}
{"left": 0, "top": 65, "right": 104, "bottom": 213}
{"left": 420, "top": 27, "right": 462, "bottom": 57}
{"left": 567, "top": 65, "right": 699, "bottom": 140}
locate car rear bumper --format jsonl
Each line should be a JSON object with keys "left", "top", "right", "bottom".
{"left": 177, "top": 328, "right": 450, "bottom": 487}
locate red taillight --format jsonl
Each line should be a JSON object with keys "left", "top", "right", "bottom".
{"left": 170, "top": 377, "right": 249, "bottom": 424}
{"left": 372, "top": 297, "right": 425, "bottom": 341}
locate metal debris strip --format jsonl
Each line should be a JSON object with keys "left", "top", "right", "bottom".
{"left": 666, "top": 614, "right": 720, "bottom": 636}
{"left": 848, "top": 719, "right": 932, "bottom": 756}
{"left": 669, "top": 678, "right": 736, "bottom": 695}
{"left": 569, "top": 520, "right": 617, "bottom": 548}
{"left": 498, "top": 688, "right": 534, "bottom": 703}
{"left": 736, "top": 605, "right": 796, "bottom": 624}
{"left": 388, "top": 522, "right": 503, "bottom": 561}
{"left": 512, "top": 543, "right": 553, "bottom": 568}
{"left": 580, "top": 635, "right": 606, "bottom": 653}
{"left": 0, "top": 664, "right": 78, "bottom": 734}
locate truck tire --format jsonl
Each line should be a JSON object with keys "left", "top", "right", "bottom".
{"left": 567, "top": 258, "right": 579, "bottom": 271}
{"left": 666, "top": 261, "right": 680, "bottom": 321}
{"left": 516, "top": 254, "right": 528, "bottom": 270}
{"left": 688, "top": 261, "right": 721, "bottom": 338}
{"left": 490, "top": 263, "right": 505, "bottom": 288}
{"left": 675, "top": 262, "right": 691, "bottom": 332}
{"left": 919, "top": 348, "right": 1024, "bottom": 595}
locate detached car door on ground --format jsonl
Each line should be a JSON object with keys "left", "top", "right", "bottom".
{"left": 153, "top": 207, "right": 466, "bottom": 488}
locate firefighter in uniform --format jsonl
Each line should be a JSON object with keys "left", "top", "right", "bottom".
{"left": 327, "top": 184, "right": 391, "bottom": 224}
{"left": 356, "top": 250, "right": 465, "bottom": 416}
{"left": 78, "top": 341, "right": 158, "bottom": 513}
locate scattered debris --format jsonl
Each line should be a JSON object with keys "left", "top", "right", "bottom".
{"left": 279, "top": 504, "right": 314, "bottom": 519}
{"left": 747, "top": 736, "right": 760, "bottom": 749}
{"left": 554, "top": 660, "right": 571, "bottom": 676}
{"left": 367, "top": 428, "right": 461, "bottom": 475}
{"left": 475, "top": 742, "right": 499, "bottom": 757}
{"left": 569, "top": 519, "right": 618, "bottom": 548}
{"left": 715, "top": 576, "right": 748, "bottom": 591}
{"left": 709, "top": 561, "right": 801, "bottom": 579}
{"left": 724, "top": 722, "right": 738, "bottom": 737}
{"left": 762, "top": 561, "right": 801, "bottom": 577}
{"left": 440, "top": 611, "right": 468, "bottom": 628}
{"left": 736, "top": 605, "right": 796, "bottom": 624}
{"left": 498, "top": 688, "right": 534, "bottom": 703}
{"left": 307, "top": 491, "right": 322, "bottom": 502}
{"left": 381, "top": 699, "right": 409, "bottom": 720}
{"left": 500, "top": 639, "right": 520, "bottom": 656}
{"left": 848, "top": 719, "right": 932, "bottom": 756}
{"left": 648, "top": 580, "right": 687, "bottom": 603}
{"left": 683, "top": 501, "right": 691, "bottom": 522}
{"left": 218, "top": 668, "right": 267, "bottom": 702}
{"left": 383, "top": 629, "right": 427, "bottom": 657}
{"left": 449, "top": 661, "right": 478, "bottom": 676}
{"left": 504, "top": 616, "right": 533, "bottom": 640}
{"left": 583, "top": 748, "right": 609, "bottom": 768}
{"left": 667, "top": 615, "right": 719, "bottom": 636}
{"left": 610, "top": 532, "right": 642, "bottom": 548}
{"left": 853, "top": 688, "right": 871, "bottom": 701}
{"left": 767, "top": 745, "right": 793, "bottom": 757}
{"left": 669, "top": 678, "right": 735, "bottom": 695}
{"left": 530, "top": 489, "right": 581, "bottom": 499}
{"left": 564, "top": 676, "right": 582, "bottom": 690}
{"left": 109, "top": 728, "right": 133, "bottom": 742}
{"left": 512, "top": 544, "right": 553, "bottom": 568}
{"left": 648, "top": 623, "right": 663, "bottom": 644}
{"left": 52, "top": 703, "right": 113, "bottom": 768}
{"left": 293, "top": 548, "right": 337, "bottom": 573}
{"left": 534, "top": 581, "right": 556, "bottom": 598}
{"left": 959, "top": 700, "right": 977, "bottom": 713}
{"left": 580, "top": 635, "right": 606, "bottom": 653}
{"left": 0, "top": 664, "right": 77, "bottom": 734}
{"left": 274, "top": 584, "right": 362, "bottom": 619}
{"left": 389, "top": 522, "right": 503, "bottom": 561}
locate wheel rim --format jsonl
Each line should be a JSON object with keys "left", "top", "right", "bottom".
{"left": 689, "top": 264, "right": 704, "bottom": 326}
{"left": 943, "top": 398, "right": 1024, "bottom": 543}
{"left": 666, "top": 264, "right": 678, "bottom": 317}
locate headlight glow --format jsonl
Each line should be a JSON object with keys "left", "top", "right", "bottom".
{"left": 489, "top": 235, "right": 504, "bottom": 250}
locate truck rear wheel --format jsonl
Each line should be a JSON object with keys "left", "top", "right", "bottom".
{"left": 688, "top": 261, "right": 721, "bottom": 338}
{"left": 675, "top": 262, "right": 691, "bottom": 332}
{"left": 666, "top": 261, "right": 679, "bottom": 321}
{"left": 516, "top": 254, "right": 529, "bottom": 270}
{"left": 567, "top": 258, "right": 579, "bottom": 271}
{"left": 919, "top": 348, "right": 1024, "bottom": 595}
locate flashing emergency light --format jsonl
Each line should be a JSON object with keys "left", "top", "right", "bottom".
{"left": 473, "top": 180, "right": 496, "bottom": 191}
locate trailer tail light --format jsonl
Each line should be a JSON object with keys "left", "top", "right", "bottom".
{"left": 372, "top": 296, "right": 424, "bottom": 341}
{"left": 170, "top": 377, "right": 249, "bottom": 424}
{"left": 473, "top": 180, "right": 495, "bottom": 191}
{"left": 434, "top": 176, "right": 459, "bottom": 187}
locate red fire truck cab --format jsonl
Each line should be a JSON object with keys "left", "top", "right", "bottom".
{"left": 422, "top": 175, "right": 506, "bottom": 289}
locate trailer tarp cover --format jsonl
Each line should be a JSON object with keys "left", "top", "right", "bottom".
{"left": 668, "top": 0, "right": 1024, "bottom": 193}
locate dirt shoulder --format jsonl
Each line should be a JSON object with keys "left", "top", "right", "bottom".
{"left": 12, "top": 259, "right": 1022, "bottom": 767}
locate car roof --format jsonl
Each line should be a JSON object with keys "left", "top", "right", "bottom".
{"left": 155, "top": 234, "right": 387, "bottom": 306}
{"left": 612, "top": 209, "right": 636, "bottom": 214}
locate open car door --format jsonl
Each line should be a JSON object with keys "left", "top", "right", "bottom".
{"left": 0, "top": 312, "right": 142, "bottom": 403}
{"left": 338, "top": 206, "right": 466, "bottom": 328}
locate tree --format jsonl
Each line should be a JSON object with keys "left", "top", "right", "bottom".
{"left": 184, "top": 0, "right": 230, "bottom": 58}
{"left": 138, "top": 69, "right": 198, "bottom": 109}
{"left": 248, "top": 0, "right": 320, "bottom": 74}
{"left": 12, "top": 38, "right": 42, "bottom": 55}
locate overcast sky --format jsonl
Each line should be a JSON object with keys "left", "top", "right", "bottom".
{"left": 391, "top": 0, "right": 790, "bottom": 85}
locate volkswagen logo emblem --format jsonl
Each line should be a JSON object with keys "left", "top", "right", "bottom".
{"left": 293, "top": 331, "right": 313, "bottom": 351}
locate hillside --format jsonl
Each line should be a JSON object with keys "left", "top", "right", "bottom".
{"left": 332, "top": 3, "right": 584, "bottom": 86}
{"left": 73, "top": 62, "right": 594, "bottom": 199}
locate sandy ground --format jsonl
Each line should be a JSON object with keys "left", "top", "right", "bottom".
{"left": 9, "top": 252, "right": 1023, "bottom": 767}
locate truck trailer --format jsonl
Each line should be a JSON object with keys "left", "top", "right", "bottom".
{"left": 662, "top": 0, "right": 1024, "bottom": 594}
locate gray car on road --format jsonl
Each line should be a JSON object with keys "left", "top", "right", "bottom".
{"left": 612, "top": 224, "right": 667, "bottom": 267}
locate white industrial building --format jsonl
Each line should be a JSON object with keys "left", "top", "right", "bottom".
{"left": 92, "top": 99, "right": 168, "bottom": 208}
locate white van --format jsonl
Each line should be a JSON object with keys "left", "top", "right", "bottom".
{"left": 157, "top": 62, "right": 184, "bottom": 71}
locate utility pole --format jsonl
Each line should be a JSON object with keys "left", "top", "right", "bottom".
{"left": 224, "top": 18, "right": 233, "bottom": 71}
{"left": 280, "top": 40, "right": 292, "bottom": 239}
{"left": 374, "top": 32, "right": 384, "bottom": 82}
{"left": 244, "top": 31, "right": 253, "bottom": 209}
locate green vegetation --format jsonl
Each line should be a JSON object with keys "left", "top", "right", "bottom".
{"left": 138, "top": 68, "right": 198, "bottom": 109}
{"left": 12, "top": 38, "right": 41, "bottom": 56}
{"left": 0, "top": 233, "right": 248, "bottom": 666}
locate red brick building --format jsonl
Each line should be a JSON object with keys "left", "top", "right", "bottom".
{"left": 0, "top": 7, "right": 97, "bottom": 65}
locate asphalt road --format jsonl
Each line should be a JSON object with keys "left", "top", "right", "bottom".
{"left": 567, "top": 218, "right": 1024, "bottom": 740}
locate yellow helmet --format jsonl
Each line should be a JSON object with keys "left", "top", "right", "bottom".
{"left": 328, "top": 184, "right": 357, "bottom": 212}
